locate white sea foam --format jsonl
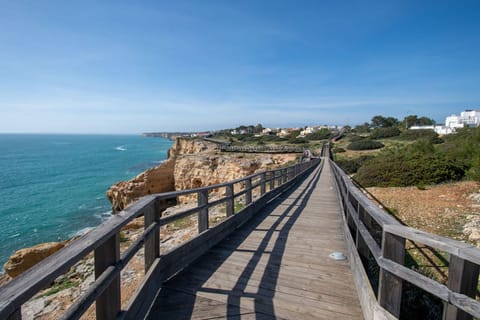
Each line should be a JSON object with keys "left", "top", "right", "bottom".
{"left": 70, "top": 227, "right": 93, "bottom": 238}
{"left": 8, "top": 233, "right": 20, "bottom": 239}
{"left": 115, "top": 146, "right": 127, "bottom": 151}
{"left": 94, "top": 210, "right": 113, "bottom": 220}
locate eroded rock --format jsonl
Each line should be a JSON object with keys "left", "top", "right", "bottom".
{"left": 4, "top": 242, "right": 66, "bottom": 278}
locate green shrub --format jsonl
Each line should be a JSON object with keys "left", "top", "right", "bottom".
{"left": 370, "top": 127, "right": 401, "bottom": 139}
{"left": 354, "top": 143, "right": 465, "bottom": 187}
{"left": 335, "top": 155, "right": 375, "bottom": 174}
{"left": 400, "top": 129, "right": 439, "bottom": 141}
{"left": 349, "top": 135, "right": 366, "bottom": 142}
{"left": 305, "top": 128, "right": 332, "bottom": 140}
{"left": 347, "top": 140, "right": 384, "bottom": 151}
{"left": 332, "top": 147, "right": 346, "bottom": 153}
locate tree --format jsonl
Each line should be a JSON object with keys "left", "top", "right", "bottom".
{"left": 254, "top": 124, "right": 264, "bottom": 134}
{"left": 353, "top": 122, "right": 370, "bottom": 133}
{"left": 402, "top": 115, "right": 435, "bottom": 128}
{"left": 371, "top": 115, "right": 399, "bottom": 128}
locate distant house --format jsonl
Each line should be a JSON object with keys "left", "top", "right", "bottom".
{"left": 277, "top": 128, "right": 298, "bottom": 138}
{"left": 299, "top": 126, "right": 315, "bottom": 137}
{"left": 410, "top": 109, "right": 479, "bottom": 135}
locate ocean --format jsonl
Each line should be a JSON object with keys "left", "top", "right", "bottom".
{"left": 0, "top": 134, "right": 172, "bottom": 271}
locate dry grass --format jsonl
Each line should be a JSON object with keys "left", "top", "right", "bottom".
{"left": 367, "top": 181, "right": 480, "bottom": 241}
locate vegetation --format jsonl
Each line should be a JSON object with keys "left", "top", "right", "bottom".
{"left": 347, "top": 139, "right": 384, "bottom": 151}
{"left": 334, "top": 155, "right": 374, "bottom": 174}
{"left": 305, "top": 128, "right": 331, "bottom": 140}
{"left": 335, "top": 114, "right": 480, "bottom": 187}
{"left": 353, "top": 140, "right": 466, "bottom": 187}
{"left": 400, "top": 129, "right": 441, "bottom": 143}
{"left": 40, "top": 278, "right": 78, "bottom": 297}
{"left": 370, "top": 127, "right": 401, "bottom": 139}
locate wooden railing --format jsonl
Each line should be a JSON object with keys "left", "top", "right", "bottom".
{"left": 0, "top": 158, "right": 320, "bottom": 320}
{"left": 330, "top": 159, "right": 480, "bottom": 320}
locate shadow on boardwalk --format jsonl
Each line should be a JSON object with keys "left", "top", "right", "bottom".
{"left": 146, "top": 164, "right": 324, "bottom": 319}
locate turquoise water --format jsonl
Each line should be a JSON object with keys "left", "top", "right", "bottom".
{"left": 0, "top": 134, "right": 172, "bottom": 271}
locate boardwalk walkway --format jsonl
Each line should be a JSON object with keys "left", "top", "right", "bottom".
{"left": 146, "top": 160, "right": 363, "bottom": 319}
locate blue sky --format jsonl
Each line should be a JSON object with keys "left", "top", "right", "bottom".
{"left": 0, "top": 0, "right": 479, "bottom": 133}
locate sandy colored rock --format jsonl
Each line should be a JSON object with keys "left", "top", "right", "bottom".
{"left": 107, "top": 157, "right": 176, "bottom": 212}
{"left": 122, "top": 217, "right": 145, "bottom": 231}
{"left": 107, "top": 138, "right": 298, "bottom": 210}
{"left": 4, "top": 242, "right": 66, "bottom": 278}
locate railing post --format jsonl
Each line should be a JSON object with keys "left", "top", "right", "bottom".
{"left": 260, "top": 173, "right": 266, "bottom": 195}
{"left": 277, "top": 170, "right": 282, "bottom": 187}
{"left": 443, "top": 255, "right": 480, "bottom": 320}
{"left": 356, "top": 205, "right": 370, "bottom": 259}
{"left": 198, "top": 190, "right": 209, "bottom": 233}
{"left": 95, "top": 233, "right": 120, "bottom": 320}
{"left": 144, "top": 201, "right": 160, "bottom": 273}
{"left": 226, "top": 184, "right": 234, "bottom": 217}
{"left": 378, "top": 231, "right": 405, "bottom": 318}
{"left": 245, "top": 177, "right": 252, "bottom": 205}
{"left": 269, "top": 171, "right": 275, "bottom": 191}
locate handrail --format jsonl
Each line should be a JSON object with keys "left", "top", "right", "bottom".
{"left": 330, "top": 159, "right": 480, "bottom": 319}
{"left": 0, "top": 156, "right": 321, "bottom": 320}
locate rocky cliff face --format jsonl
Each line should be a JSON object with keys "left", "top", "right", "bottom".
{"left": 106, "top": 158, "right": 176, "bottom": 212}
{"left": 106, "top": 138, "right": 298, "bottom": 211}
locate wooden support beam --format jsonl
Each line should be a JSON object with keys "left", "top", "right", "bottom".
{"left": 245, "top": 178, "right": 252, "bottom": 205}
{"left": 198, "top": 190, "right": 209, "bottom": 233}
{"left": 260, "top": 173, "right": 266, "bottom": 195}
{"left": 226, "top": 184, "right": 234, "bottom": 217}
{"left": 443, "top": 255, "right": 480, "bottom": 320}
{"left": 95, "top": 234, "right": 120, "bottom": 320}
{"left": 357, "top": 206, "right": 371, "bottom": 259}
{"left": 144, "top": 202, "right": 159, "bottom": 273}
{"left": 378, "top": 232, "right": 405, "bottom": 318}
{"left": 269, "top": 171, "right": 275, "bottom": 191}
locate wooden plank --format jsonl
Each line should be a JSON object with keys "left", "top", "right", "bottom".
{"left": 245, "top": 178, "right": 252, "bottom": 205}
{"left": 378, "top": 232, "right": 405, "bottom": 318}
{"left": 198, "top": 189, "right": 209, "bottom": 233}
{"left": 383, "top": 224, "right": 474, "bottom": 259}
{"left": 94, "top": 233, "right": 120, "bottom": 320}
{"left": 444, "top": 255, "right": 480, "bottom": 320}
{"left": 144, "top": 202, "right": 159, "bottom": 273}
{"left": 226, "top": 183, "right": 234, "bottom": 217}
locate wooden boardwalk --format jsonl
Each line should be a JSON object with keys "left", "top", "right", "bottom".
{"left": 146, "top": 160, "right": 363, "bottom": 319}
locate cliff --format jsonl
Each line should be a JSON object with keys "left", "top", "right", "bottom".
{"left": 106, "top": 138, "right": 298, "bottom": 211}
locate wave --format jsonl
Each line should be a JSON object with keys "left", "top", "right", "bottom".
{"left": 115, "top": 146, "right": 127, "bottom": 151}
{"left": 94, "top": 210, "right": 113, "bottom": 220}
{"left": 69, "top": 227, "right": 93, "bottom": 238}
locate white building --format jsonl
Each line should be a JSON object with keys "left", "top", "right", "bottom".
{"left": 410, "top": 109, "right": 480, "bottom": 135}
{"left": 445, "top": 110, "right": 480, "bottom": 131}
{"left": 299, "top": 126, "right": 315, "bottom": 137}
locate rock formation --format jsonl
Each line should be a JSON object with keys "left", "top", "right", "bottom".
{"left": 4, "top": 241, "right": 66, "bottom": 278}
{"left": 106, "top": 138, "right": 298, "bottom": 211}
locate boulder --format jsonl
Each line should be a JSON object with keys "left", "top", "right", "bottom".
{"left": 4, "top": 242, "right": 66, "bottom": 278}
